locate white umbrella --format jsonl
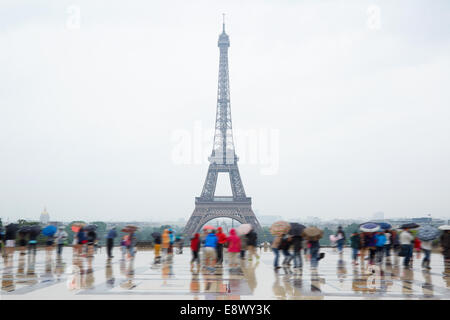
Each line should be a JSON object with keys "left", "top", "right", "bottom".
{"left": 438, "top": 225, "right": 450, "bottom": 231}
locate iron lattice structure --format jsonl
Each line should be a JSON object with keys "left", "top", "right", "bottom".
{"left": 183, "top": 21, "right": 262, "bottom": 237}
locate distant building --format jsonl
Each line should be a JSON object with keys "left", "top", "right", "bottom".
{"left": 40, "top": 207, "right": 50, "bottom": 225}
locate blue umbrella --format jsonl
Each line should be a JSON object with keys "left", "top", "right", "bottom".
{"left": 378, "top": 222, "right": 392, "bottom": 230}
{"left": 417, "top": 225, "right": 440, "bottom": 241}
{"left": 359, "top": 222, "right": 380, "bottom": 232}
{"left": 42, "top": 225, "right": 57, "bottom": 237}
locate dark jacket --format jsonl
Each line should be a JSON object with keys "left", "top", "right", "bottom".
{"left": 350, "top": 234, "right": 361, "bottom": 249}
{"left": 291, "top": 235, "right": 303, "bottom": 251}
{"left": 246, "top": 230, "right": 257, "bottom": 246}
{"left": 441, "top": 232, "right": 450, "bottom": 259}
{"left": 279, "top": 235, "right": 291, "bottom": 250}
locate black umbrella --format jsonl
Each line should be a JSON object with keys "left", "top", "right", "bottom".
{"left": 18, "top": 226, "right": 31, "bottom": 234}
{"left": 29, "top": 225, "right": 41, "bottom": 237}
{"left": 400, "top": 223, "right": 420, "bottom": 229}
{"left": 289, "top": 223, "right": 306, "bottom": 236}
{"left": 6, "top": 223, "right": 19, "bottom": 233}
{"left": 152, "top": 232, "right": 161, "bottom": 238}
{"left": 84, "top": 224, "right": 97, "bottom": 232}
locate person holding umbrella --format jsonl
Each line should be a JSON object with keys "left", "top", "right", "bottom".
{"left": 270, "top": 221, "right": 291, "bottom": 270}
{"left": 162, "top": 229, "right": 170, "bottom": 262}
{"left": 289, "top": 223, "right": 305, "bottom": 270}
{"left": 439, "top": 226, "right": 450, "bottom": 270}
{"left": 106, "top": 227, "right": 117, "bottom": 259}
{"left": 399, "top": 227, "right": 414, "bottom": 268}
{"left": 42, "top": 224, "right": 57, "bottom": 259}
{"left": 4, "top": 224, "right": 18, "bottom": 261}
{"left": 215, "top": 227, "right": 227, "bottom": 265}
{"left": 28, "top": 225, "right": 40, "bottom": 255}
{"left": 350, "top": 231, "right": 361, "bottom": 266}
{"left": 226, "top": 228, "right": 241, "bottom": 270}
{"left": 152, "top": 232, "right": 162, "bottom": 264}
{"left": 336, "top": 226, "right": 346, "bottom": 255}
{"left": 190, "top": 233, "right": 201, "bottom": 272}
{"left": 55, "top": 227, "right": 68, "bottom": 257}
{"left": 18, "top": 227, "right": 29, "bottom": 255}
{"left": 246, "top": 228, "right": 259, "bottom": 262}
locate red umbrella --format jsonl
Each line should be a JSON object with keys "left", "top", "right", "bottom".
{"left": 202, "top": 225, "right": 215, "bottom": 231}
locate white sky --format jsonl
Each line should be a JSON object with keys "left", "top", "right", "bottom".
{"left": 1, "top": 0, "right": 450, "bottom": 222}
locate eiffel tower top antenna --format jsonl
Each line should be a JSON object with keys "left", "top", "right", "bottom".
{"left": 222, "top": 13, "right": 225, "bottom": 32}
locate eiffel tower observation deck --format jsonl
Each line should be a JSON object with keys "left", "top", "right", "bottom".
{"left": 183, "top": 18, "right": 262, "bottom": 237}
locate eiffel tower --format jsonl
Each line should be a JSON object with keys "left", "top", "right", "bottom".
{"left": 183, "top": 18, "right": 262, "bottom": 237}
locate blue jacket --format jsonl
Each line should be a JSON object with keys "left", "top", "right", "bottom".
{"left": 375, "top": 234, "right": 386, "bottom": 247}
{"left": 107, "top": 229, "right": 117, "bottom": 239}
{"left": 204, "top": 233, "right": 218, "bottom": 248}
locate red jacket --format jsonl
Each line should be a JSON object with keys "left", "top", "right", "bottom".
{"left": 190, "top": 233, "right": 200, "bottom": 252}
{"left": 216, "top": 228, "right": 227, "bottom": 244}
{"left": 226, "top": 229, "right": 241, "bottom": 253}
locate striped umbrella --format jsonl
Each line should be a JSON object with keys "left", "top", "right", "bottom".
{"left": 270, "top": 221, "right": 291, "bottom": 236}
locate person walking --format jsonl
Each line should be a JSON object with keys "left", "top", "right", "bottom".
{"left": 203, "top": 229, "right": 218, "bottom": 273}
{"left": 239, "top": 233, "right": 247, "bottom": 260}
{"left": 440, "top": 230, "right": 450, "bottom": 270}
{"left": 336, "top": 226, "right": 346, "bottom": 254}
{"left": 309, "top": 239, "right": 321, "bottom": 269}
{"left": 120, "top": 235, "right": 128, "bottom": 260}
{"left": 367, "top": 233, "right": 377, "bottom": 265}
{"left": 162, "top": 229, "right": 170, "bottom": 262}
{"left": 350, "top": 231, "right": 361, "bottom": 266}
{"left": 291, "top": 234, "right": 303, "bottom": 269}
{"left": 168, "top": 228, "right": 175, "bottom": 256}
{"left": 106, "top": 227, "right": 117, "bottom": 259}
{"left": 127, "top": 232, "right": 137, "bottom": 259}
{"left": 55, "top": 227, "right": 68, "bottom": 256}
{"left": 279, "top": 234, "right": 292, "bottom": 266}
{"left": 384, "top": 230, "right": 392, "bottom": 258}
{"left": 215, "top": 227, "right": 227, "bottom": 265}
{"left": 375, "top": 232, "right": 387, "bottom": 264}
{"left": 87, "top": 229, "right": 97, "bottom": 257}
{"left": 190, "top": 233, "right": 201, "bottom": 271}
{"left": 414, "top": 237, "right": 422, "bottom": 259}
{"left": 226, "top": 229, "right": 241, "bottom": 270}
{"left": 246, "top": 229, "right": 259, "bottom": 261}
{"left": 272, "top": 235, "right": 282, "bottom": 270}
{"left": 76, "top": 227, "right": 87, "bottom": 257}
{"left": 399, "top": 228, "right": 414, "bottom": 268}
{"left": 421, "top": 239, "right": 433, "bottom": 270}
{"left": 153, "top": 233, "right": 162, "bottom": 264}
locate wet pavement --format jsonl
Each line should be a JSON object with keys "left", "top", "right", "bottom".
{"left": 1, "top": 248, "right": 449, "bottom": 300}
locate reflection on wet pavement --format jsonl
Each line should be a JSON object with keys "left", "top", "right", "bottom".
{"left": 1, "top": 248, "right": 449, "bottom": 299}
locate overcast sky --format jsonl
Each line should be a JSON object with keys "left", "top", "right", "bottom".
{"left": 1, "top": 0, "right": 450, "bottom": 223}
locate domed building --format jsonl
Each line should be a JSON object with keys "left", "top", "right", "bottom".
{"left": 40, "top": 207, "right": 50, "bottom": 225}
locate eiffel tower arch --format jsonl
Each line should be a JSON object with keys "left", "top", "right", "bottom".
{"left": 183, "top": 19, "right": 262, "bottom": 237}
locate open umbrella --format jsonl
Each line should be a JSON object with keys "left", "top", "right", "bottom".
{"left": 302, "top": 227, "right": 323, "bottom": 240}
{"left": 438, "top": 225, "right": 450, "bottom": 231}
{"left": 5, "top": 223, "right": 19, "bottom": 233}
{"left": 29, "top": 225, "right": 41, "bottom": 237}
{"left": 122, "top": 225, "right": 138, "bottom": 233}
{"left": 202, "top": 225, "right": 215, "bottom": 231}
{"left": 84, "top": 224, "right": 97, "bottom": 232}
{"left": 329, "top": 234, "right": 337, "bottom": 242}
{"left": 71, "top": 225, "right": 81, "bottom": 233}
{"left": 400, "top": 223, "right": 420, "bottom": 229}
{"left": 378, "top": 222, "right": 392, "bottom": 230}
{"left": 18, "top": 226, "right": 31, "bottom": 234}
{"left": 42, "top": 225, "right": 57, "bottom": 237}
{"left": 270, "top": 221, "right": 291, "bottom": 236}
{"left": 151, "top": 232, "right": 161, "bottom": 238}
{"left": 289, "top": 223, "right": 306, "bottom": 236}
{"left": 417, "top": 225, "right": 440, "bottom": 241}
{"left": 236, "top": 224, "right": 252, "bottom": 236}
{"left": 360, "top": 222, "right": 380, "bottom": 232}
